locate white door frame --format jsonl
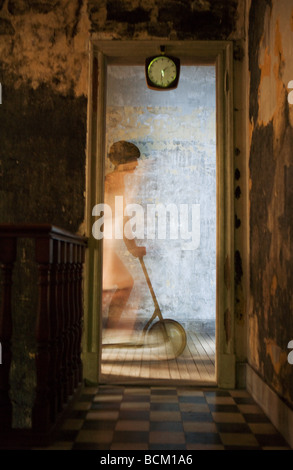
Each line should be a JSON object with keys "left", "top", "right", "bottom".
{"left": 82, "top": 40, "right": 235, "bottom": 388}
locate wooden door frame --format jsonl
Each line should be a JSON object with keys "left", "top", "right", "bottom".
{"left": 82, "top": 40, "right": 235, "bottom": 388}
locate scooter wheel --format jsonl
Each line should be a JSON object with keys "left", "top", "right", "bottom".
{"left": 147, "top": 319, "right": 187, "bottom": 358}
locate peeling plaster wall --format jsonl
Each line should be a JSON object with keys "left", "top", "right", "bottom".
{"left": 87, "top": 0, "right": 243, "bottom": 40}
{"left": 248, "top": 0, "right": 293, "bottom": 406}
{"left": 0, "top": 0, "right": 243, "bottom": 427}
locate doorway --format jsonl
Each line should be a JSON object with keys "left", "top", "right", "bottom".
{"left": 101, "top": 64, "right": 216, "bottom": 384}
{"left": 83, "top": 41, "right": 235, "bottom": 388}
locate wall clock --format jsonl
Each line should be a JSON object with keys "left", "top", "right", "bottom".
{"left": 145, "top": 50, "right": 180, "bottom": 91}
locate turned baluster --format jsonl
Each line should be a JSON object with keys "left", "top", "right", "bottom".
{"left": 66, "top": 243, "right": 75, "bottom": 397}
{"left": 32, "top": 236, "right": 52, "bottom": 433}
{"left": 61, "top": 241, "right": 69, "bottom": 404}
{"left": 48, "top": 239, "right": 60, "bottom": 422}
{"left": 72, "top": 244, "right": 79, "bottom": 389}
{"left": 0, "top": 224, "right": 87, "bottom": 434}
{"left": 56, "top": 240, "right": 65, "bottom": 412}
{"left": 0, "top": 237, "right": 16, "bottom": 432}
{"left": 77, "top": 244, "right": 85, "bottom": 383}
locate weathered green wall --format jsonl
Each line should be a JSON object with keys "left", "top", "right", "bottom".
{"left": 248, "top": 0, "right": 293, "bottom": 405}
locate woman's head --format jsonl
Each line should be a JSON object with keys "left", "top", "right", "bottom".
{"left": 108, "top": 141, "right": 140, "bottom": 167}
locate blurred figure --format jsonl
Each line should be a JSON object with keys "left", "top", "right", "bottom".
{"left": 102, "top": 141, "right": 146, "bottom": 340}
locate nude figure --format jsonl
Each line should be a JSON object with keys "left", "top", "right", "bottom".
{"left": 102, "top": 141, "right": 146, "bottom": 337}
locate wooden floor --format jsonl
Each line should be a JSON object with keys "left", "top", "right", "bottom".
{"left": 100, "top": 325, "right": 216, "bottom": 386}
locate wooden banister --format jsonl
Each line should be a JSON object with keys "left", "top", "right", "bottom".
{"left": 0, "top": 224, "right": 87, "bottom": 435}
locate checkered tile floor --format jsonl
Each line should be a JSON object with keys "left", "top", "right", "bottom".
{"left": 44, "top": 385, "right": 291, "bottom": 450}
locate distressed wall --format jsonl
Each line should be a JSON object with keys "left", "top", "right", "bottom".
{"left": 0, "top": 0, "right": 243, "bottom": 427}
{"left": 0, "top": 0, "right": 90, "bottom": 428}
{"left": 248, "top": 0, "right": 293, "bottom": 406}
{"left": 105, "top": 65, "right": 216, "bottom": 329}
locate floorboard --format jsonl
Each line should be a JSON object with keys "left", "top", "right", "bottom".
{"left": 100, "top": 323, "right": 216, "bottom": 385}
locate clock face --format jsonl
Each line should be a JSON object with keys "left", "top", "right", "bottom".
{"left": 147, "top": 56, "right": 177, "bottom": 88}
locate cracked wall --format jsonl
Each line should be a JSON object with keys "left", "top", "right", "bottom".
{"left": 248, "top": 0, "right": 293, "bottom": 405}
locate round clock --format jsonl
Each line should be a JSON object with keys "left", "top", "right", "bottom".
{"left": 145, "top": 54, "right": 180, "bottom": 90}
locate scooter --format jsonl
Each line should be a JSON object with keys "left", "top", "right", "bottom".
{"left": 102, "top": 256, "right": 187, "bottom": 359}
